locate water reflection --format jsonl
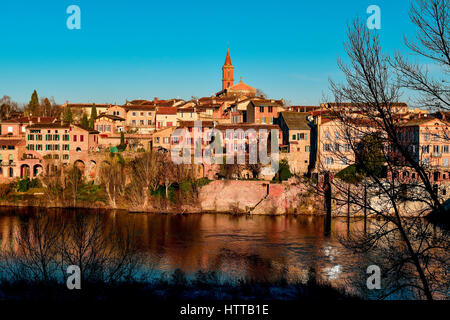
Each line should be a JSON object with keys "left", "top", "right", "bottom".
{"left": 0, "top": 208, "right": 371, "bottom": 291}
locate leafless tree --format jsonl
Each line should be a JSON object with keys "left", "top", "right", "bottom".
{"left": 392, "top": 0, "right": 449, "bottom": 110}
{"left": 98, "top": 155, "right": 126, "bottom": 208}
{"left": 0, "top": 212, "right": 62, "bottom": 282}
{"left": 127, "top": 151, "right": 164, "bottom": 209}
{"left": 322, "top": 17, "right": 450, "bottom": 300}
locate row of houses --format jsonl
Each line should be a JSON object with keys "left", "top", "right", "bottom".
{"left": 2, "top": 100, "right": 447, "bottom": 182}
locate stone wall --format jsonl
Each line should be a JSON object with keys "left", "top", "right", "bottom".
{"left": 198, "top": 179, "right": 315, "bottom": 214}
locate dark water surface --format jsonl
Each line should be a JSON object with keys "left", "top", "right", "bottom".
{"left": 0, "top": 207, "right": 372, "bottom": 293}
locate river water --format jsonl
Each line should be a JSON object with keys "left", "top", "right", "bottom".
{"left": 1, "top": 207, "right": 444, "bottom": 299}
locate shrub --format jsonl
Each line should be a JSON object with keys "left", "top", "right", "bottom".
{"left": 0, "top": 183, "right": 13, "bottom": 198}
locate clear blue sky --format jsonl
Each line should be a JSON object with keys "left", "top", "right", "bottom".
{"left": 0, "top": 0, "right": 416, "bottom": 106}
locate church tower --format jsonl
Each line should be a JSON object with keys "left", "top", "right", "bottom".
{"left": 222, "top": 48, "right": 234, "bottom": 90}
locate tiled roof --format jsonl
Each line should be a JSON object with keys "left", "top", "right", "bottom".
{"left": 0, "top": 139, "right": 26, "bottom": 146}
{"left": 2, "top": 116, "right": 56, "bottom": 124}
{"left": 399, "top": 117, "right": 446, "bottom": 127}
{"left": 123, "top": 105, "right": 156, "bottom": 111}
{"left": 96, "top": 114, "right": 125, "bottom": 121}
{"left": 156, "top": 107, "right": 177, "bottom": 115}
{"left": 280, "top": 112, "right": 311, "bottom": 130}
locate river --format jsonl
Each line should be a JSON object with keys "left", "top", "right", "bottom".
{"left": 0, "top": 207, "right": 445, "bottom": 299}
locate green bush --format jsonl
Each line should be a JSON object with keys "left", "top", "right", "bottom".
{"left": 16, "top": 178, "right": 40, "bottom": 192}
{"left": 273, "top": 159, "right": 292, "bottom": 182}
{"left": 335, "top": 164, "right": 364, "bottom": 184}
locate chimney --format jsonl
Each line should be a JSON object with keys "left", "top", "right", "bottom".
{"left": 38, "top": 117, "right": 41, "bottom": 123}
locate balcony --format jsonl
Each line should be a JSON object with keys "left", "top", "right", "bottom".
{"left": 431, "top": 153, "right": 442, "bottom": 158}
{"left": 0, "top": 161, "right": 16, "bottom": 167}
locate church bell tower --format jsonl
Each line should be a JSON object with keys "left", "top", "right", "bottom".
{"left": 222, "top": 48, "right": 234, "bottom": 90}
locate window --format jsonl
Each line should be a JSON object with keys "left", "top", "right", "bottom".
{"left": 167, "top": 122, "right": 173, "bottom": 127}
{"left": 36, "top": 145, "right": 42, "bottom": 151}
{"left": 140, "top": 120, "right": 144, "bottom": 125}
{"left": 324, "top": 144, "right": 331, "bottom": 151}
{"left": 433, "top": 134, "right": 439, "bottom": 141}
{"left": 325, "top": 132, "right": 330, "bottom": 140}
{"left": 132, "top": 112, "right": 137, "bottom": 117}
{"left": 80, "top": 135, "right": 84, "bottom": 142}
{"left": 105, "top": 125, "right": 111, "bottom": 132}
{"left": 132, "top": 120, "right": 136, "bottom": 125}
{"left": 292, "top": 134, "right": 296, "bottom": 141}
{"left": 73, "top": 135, "right": 77, "bottom": 142}
{"left": 334, "top": 143, "right": 340, "bottom": 152}
{"left": 7, "top": 126, "right": 12, "bottom": 133}
{"left": 163, "top": 137, "right": 169, "bottom": 144}
{"left": 444, "top": 145, "right": 449, "bottom": 153}
{"left": 342, "top": 157, "right": 347, "bottom": 165}
{"left": 335, "top": 132, "right": 340, "bottom": 140}
{"left": 147, "top": 120, "right": 152, "bottom": 125}
{"left": 259, "top": 106, "right": 264, "bottom": 113}
{"left": 433, "top": 145, "right": 440, "bottom": 153}
{"left": 140, "top": 112, "right": 144, "bottom": 116}
{"left": 424, "top": 133, "right": 429, "bottom": 141}
{"left": 268, "top": 106, "right": 273, "bottom": 113}
{"left": 148, "top": 112, "right": 152, "bottom": 116}
{"left": 63, "top": 154, "right": 69, "bottom": 160}
{"left": 305, "top": 146, "right": 310, "bottom": 152}
{"left": 444, "top": 158, "right": 449, "bottom": 167}
{"left": 424, "top": 158, "right": 429, "bottom": 166}
{"left": 325, "top": 157, "right": 334, "bottom": 165}
{"left": 422, "top": 145, "right": 430, "bottom": 153}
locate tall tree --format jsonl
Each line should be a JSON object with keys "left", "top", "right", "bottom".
{"left": 89, "top": 104, "right": 97, "bottom": 129}
{"left": 27, "top": 90, "right": 40, "bottom": 116}
{"left": 81, "top": 113, "right": 89, "bottom": 128}
{"left": 64, "top": 107, "right": 73, "bottom": 123}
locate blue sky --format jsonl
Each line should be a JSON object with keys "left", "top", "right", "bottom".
{"left": 0, "top": 0, "right": 416, "bottom": 106}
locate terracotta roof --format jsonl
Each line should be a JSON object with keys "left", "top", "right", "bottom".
{"left": 66, "top": 103, "right": 109, "bottom": 108}
{"left": 96, "top": 114, "right": 125, "bottom": 121}
{"left": 0, "top": 139, "right": 26, "bottom": 146}
{"left": 399, "top": 117, "right": 446, "bottom": 127}
{"left": 27, "top": 122, "right": 99, "bottom": 133}
{"left": 279, "top": 112, "right": 311, "bottom": 130}
{"left": 27, "top": 122, "right": 70, "bottom": 129}
{"left": 229, "top": 80, "right": 255, "bottom": 92}
{"left": 123, "top": 105, "right": 156, "bottom": 111}
{"left": 178, "top": 120, "right": 215, "bottom": 128}
{"left": 2, "top": 116, "right": 56, "bottom": 124}
{"left": 156, "top": 107, "right": 177, "bottom": 115}
{"left": 216, "top": 123, "right": 280, "bottom": 130}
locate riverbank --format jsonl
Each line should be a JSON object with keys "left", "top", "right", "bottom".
{"left": 0, "top": 270, "right": 357, "bottom": 301}
{"left": 0, "top": 178, "right": 325, "bottom": 215}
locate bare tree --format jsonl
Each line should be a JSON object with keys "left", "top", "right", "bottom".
{"left": 392, "top": 0, "right": 449, "bottom": 110}
{"left": 322, "top": 17, "right": 450, "bottom": 300}
{"left": 127, "top": 151, "right": 163, "bottom": 209}
{"left": 0, "top": 212, "right": 62, "bottom": 282}
{"left": 98, "top": 154, "right": 126, "bottom": 208}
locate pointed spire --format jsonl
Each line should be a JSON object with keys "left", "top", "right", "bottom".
{"left": 224, "top": 48, "right": 232, "bottom": 66}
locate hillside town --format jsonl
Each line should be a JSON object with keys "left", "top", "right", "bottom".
{"left": 0, "top": 50, "right": 448, "bottom": 187}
